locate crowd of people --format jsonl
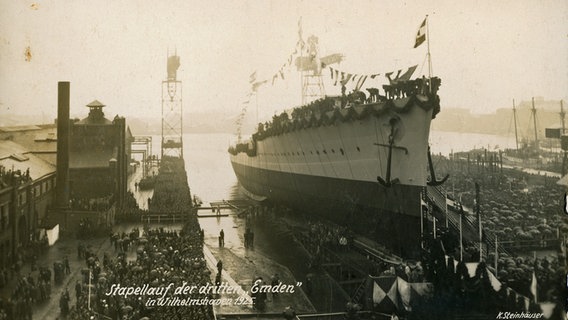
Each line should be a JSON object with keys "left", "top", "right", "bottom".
{"left": 148, "top": 157, "right": 192, "bottom": 213}
{"left": 0, "top": 155, "right": 217, "bottom": 320}
{"left": 0, "top": 264, "right": 56, "bottom": 319}
{"left": 441, "top": 155, "right": 565, "bottom": 244}
{"left": 304, "top": 221, "right": 352, "bottom": 257}
{"left": 427, "top": 156, "right": 566, "bottom": 314}
{"left": 53, "top": 223, "right": 213, "bottom": 320}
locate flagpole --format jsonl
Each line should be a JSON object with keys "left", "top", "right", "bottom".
{"left": 433, "top": 207, "right": 436, "bottom": 239}
{"left": 420, "top": 193, "right": 424, "bottom": 249}
{"left": 459, "top": 205, "right": 463, "bottom": 261}
{"left": 494, "top": 234, "right": 498, "bottom": 273}
{"left": 426, "top": 15, "right": 432, "bottom": 80}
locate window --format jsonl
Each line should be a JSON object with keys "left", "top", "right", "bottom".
{"left": 19, "top": 192, "right": 27, "bottom": 206}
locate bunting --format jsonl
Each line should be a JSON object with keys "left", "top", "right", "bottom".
{"left": 442, "top": 255, "right": 531, "bottom": 312}
{"left": 330, "top": 65, "right": 403, "bottom": 91}
{"left": 355, "top": 75, "right": 368, "bottom": 91}
{"left": 372, "top": 276, "right": 398, "bottom": 312}
{"left": 328, "top": 65, "right": 418, "bottom": 90}
{"left": 246, "top": 34, "right": 309, "bottom": 94}
{"left": 372, "top": 276, "right": 433, "bottom": 314}
{"left": 329, "top": 66, "right": 381, "bottom": 89}
{"left": 249, "top": 71, "right": 257, "bottom": 84}
{"left": 386, "top": 65, "right": 418, "bottom": 84}
{"left": 340, "top": 72, "right": 352, "bottom": 86}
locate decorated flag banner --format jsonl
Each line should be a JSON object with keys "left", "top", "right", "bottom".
{"left": 414, "top": 17, "right": 427, "bottom": 48}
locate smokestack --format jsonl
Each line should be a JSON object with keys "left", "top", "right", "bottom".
{"left": 56, "top": 82, "right": 70, "bottom": 208}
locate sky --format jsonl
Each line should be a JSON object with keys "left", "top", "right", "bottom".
{"left": 0, "top": 0, "right": 567, "bottom": 124}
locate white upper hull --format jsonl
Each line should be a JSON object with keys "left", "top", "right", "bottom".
{"left": 230, "top": 104, "right": 433, "bottom": 187}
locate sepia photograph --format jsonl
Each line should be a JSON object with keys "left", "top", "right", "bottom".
{"left": 0, "top": 1, "right": 567, "bottom": 319}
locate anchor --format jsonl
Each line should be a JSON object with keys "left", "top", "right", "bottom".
{"left": 376, "top": 118, "right": 403, "bottom": 188}
{"left": 427, "top": 146, "right": 449, "bottom": 186}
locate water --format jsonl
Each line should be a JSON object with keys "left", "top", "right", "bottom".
{"left": 429, "top": 130, "right": 517, "bottom": 157}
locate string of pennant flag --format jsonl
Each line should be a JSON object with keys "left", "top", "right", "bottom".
{"left": 328, "top": 64, "right": 418, "bottom": 89}
{"left": 255, "top": 38, "right": 310, "bottom": 92}
{"left": 236, "top": 16, "right": 429, "bottom": 133}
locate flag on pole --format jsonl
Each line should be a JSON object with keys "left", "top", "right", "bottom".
{"left": 414, "top": 17, "right": 427, "bottom": 48}
{"left": 530, "top": 272, "right": 537, "bottom": 303}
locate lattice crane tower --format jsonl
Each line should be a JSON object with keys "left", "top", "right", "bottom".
{"left": 161, "top": 54, "right": 183, "bottom": 158}
{"left": 301, "top": 36, "right": 325, "bottom": 105}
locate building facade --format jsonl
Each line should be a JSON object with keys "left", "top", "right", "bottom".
{"left": 0, "top": 140, "right": 56, "bottom": 268}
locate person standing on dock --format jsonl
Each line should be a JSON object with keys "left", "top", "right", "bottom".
{"left": 245, "top": 228, "right": 252, "bottom": 248}
{"left": 219, "top": 229, "right": 225, "bottom": 247}
{"left": 216, "top": 260, "right": 223, "bottom": 276}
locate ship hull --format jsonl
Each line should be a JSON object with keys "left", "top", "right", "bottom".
{"left": 229, "top": 97, "right": 436, "bottom": 258}
{"left": 231, "top": 160, "right": 422, "bottom": 257}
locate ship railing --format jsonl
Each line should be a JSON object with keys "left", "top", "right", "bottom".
{"left": 425, "top": 186, "right": 512, "bottom": 258}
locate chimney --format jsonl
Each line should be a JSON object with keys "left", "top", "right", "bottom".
{"left": 56, "top": 82, "right": 70, "bottom": 208}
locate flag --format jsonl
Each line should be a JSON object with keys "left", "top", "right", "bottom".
{"left": 385, "top": 70, "right": 402, "bottom": 84}
{"left": 355, "top": 75, "right": 368, "bottom": 91}
{"left": 334, "top": 69, "right": 339, "bottom": 86}
{"left": 340, "top": 74, "right": 352, "bottom": 86}
{"left": 414, "top": 17, "right": 427, "bottom": 48}
{"left": 252, "top": 80, "right": 267, "bottom": 92}
{"left": 398, "top": 65, "right": 418, "bottom": 82}
{"left": 530, "top": 272, "right": 537, "bottom": 303}
{"left": 249, "top": 71, "right": 257, "bottom": 84}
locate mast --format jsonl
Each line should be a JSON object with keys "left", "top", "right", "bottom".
{"left": 531, "top": 97, "right": 538, "bottom": 152}
{"left": 561, "top": 100, "right": 566, "bottom": 176}
{"left": 426, "top": 15, "right": 432, "bottom": 91}
{"left": 475, "top": 182, "right": 482, "bottom": 262}
{"left": 513, "top": 99, "right": 519, "bottom": 151}
{"left": 561, "top": 100, "right": 565, "bottom": 135}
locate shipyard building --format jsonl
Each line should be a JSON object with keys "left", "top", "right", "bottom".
{"left": 0, "top": 87, "right": 132, "bottom": 267}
